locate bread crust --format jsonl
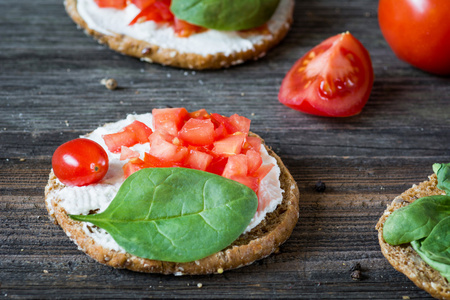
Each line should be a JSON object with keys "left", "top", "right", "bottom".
{"left": 376, "top": 174, "right": 449, "bottom": 299}
{"left": 45, "top": 132, "right": 300, "bottom": 275}
{"left": 63, "top": 0, "right": 294, "bottom": 69}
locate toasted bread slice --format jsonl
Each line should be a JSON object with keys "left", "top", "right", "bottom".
{"left": 376, "top": 174, "right": 449, "bottom": 299}
{"left": 64, "top": 0, "right": 294, "bottom": 69}
{"left": 45, "top": 132, "right": 299, "bottom": 275}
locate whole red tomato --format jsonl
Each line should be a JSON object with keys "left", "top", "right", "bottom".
{"left": 278, "top": 32, "right": 374, "bottom": 117}
{"left": 52, "top": 138, "right": 109, "bottom": 186}
{"left": 378, "top": 0, "right": 450, "bottom": 75}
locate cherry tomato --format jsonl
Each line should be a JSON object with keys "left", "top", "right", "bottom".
{"left": 52, "top": 138, "right": 109, "bottom": 186}
{"left": 378, "top": 0, "right": 450, "bottom": 75}
{"left": 278, "top": 32, "right": 374, "bottom": 117}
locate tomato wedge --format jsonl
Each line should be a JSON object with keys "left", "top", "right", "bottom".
{"left": 279, "top": 32, "right": 374, "bottom": 117}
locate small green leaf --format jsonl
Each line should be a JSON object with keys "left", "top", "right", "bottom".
{"left": 70, "top": 168, "right": 258, "bottom": 263}
{"left": 170, "top": 0, "right": 281, "bottom": 31}
{"left": 411, "top": 239, "right": 450, "bottom": 281}
{"left": 383, "top": 195, "right": 450, "bottom": 245}
{"left": 433, "top": 163, "right": 450, "bottom": 194}
{"left": 420, "top": 216, "right": 450, "bottom": 265}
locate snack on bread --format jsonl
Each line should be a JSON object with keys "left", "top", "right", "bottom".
{"left": 45, "top": 110, "right": 299, "bottom": 274}
{"left": 376, "top": 171, "right": 450, "bottom": 299}
{"left": 64, "top": 0, "right": 294, "bottom": 69}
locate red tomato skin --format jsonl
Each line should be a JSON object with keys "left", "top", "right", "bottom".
{"left": 279, "top": 32, "right": 374, "bottom": 117}
{"left": 52, "top": 138, "right": 109, "bottom": 186}
{"left": 94, "top": 0, "right": 126, "bottom": 9}
{"left": 178, "top": 118, "right": 215, "bottom": 146}
{"left": 378, "top": 0, "right": 450, "bottom": 75}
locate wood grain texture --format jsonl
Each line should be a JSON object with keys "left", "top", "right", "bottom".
{"left": 0, "top": 0, "right": 449, "bottom": 298}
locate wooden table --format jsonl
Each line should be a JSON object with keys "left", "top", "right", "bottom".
{"left": 1, "top": 0, "right": 449, "bottom": 298}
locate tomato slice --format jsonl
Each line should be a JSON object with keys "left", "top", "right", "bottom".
{"left": 279, "top": 32, "right": 374, "bottom": 117}
{"left": 129, "top": 0, "right": 173, "bottom": 25}
{"left": 94, "top": 0, "right": 127, "bottom": 9}
{"left": 178, "top": 118, "right": 215, "bottom": 146}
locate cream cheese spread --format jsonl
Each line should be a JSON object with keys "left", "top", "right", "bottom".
{"left": 47, "top": 113, "right": 284, "bottom": 253}
{"left": 76, "top": 0, "right": 293, "bottom": 56}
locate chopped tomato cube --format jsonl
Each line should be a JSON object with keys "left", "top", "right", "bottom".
{"left": 184, "top": 149, "right": 213, "bottom": 171}
{"left": 189, "top": 109, "right": 210, "bottom": 119}
{"left": 228, "top": 114, "right": 251, "bottom": 134}
{"left": 148, "top": 132, "right": 188, "bottom": 163}
{"left": 178, "top": 118, "right": 215, "bottom": 146}
{"left": 222, "top": 154, "right": 248, "bottom": 179}
{"left": 245, "top": 136, "right": 262, "bottom": 152}
{"left": 143, "top": 153, "right": 175, "bottom": 167}
{"left": 210, "top": 113, "right": 240, "bottom": 134}
{"left": 125, "top": 120, "right": 153, "bottom": 143}
{"left": 131, "top": 0, "right": 155, "bottom": 9}
{"left": 103, "top": 129, "right": 138, "bottom": 153}
{"left": 123, "top": 158, "right": 147, "bottom": 178}
{"left": 94, "top": 0, "right": 127, "bottom": 9}
{"left": 129, "top": 0, "right": 174, "bottom": 25}
{"left": 174, "top": 18, "right": 205, "bottom": 37}
{"left": 152, "top": 107, "right": 189, "bottom": 136}
{"left": 120, "top": 146, "right": 140, "bottom": 161}
{"left": 205, "top": 156, "right": 228, "bottom": 175}
{"left": 229, "top": 175, "right": 259, "bottom": 193}
{"left": 212, "top": 134, "right": 246, "bottom": 156}
{"left": 214, "top": 124, "right": 228, "bottom": 140}
{"left": 252, "top": 164, "right": 275, "bottom": 182}
{"left": 246, "top": 149, "right": 262, "bottom": 174}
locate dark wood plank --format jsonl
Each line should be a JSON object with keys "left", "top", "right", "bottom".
{"left": 0, "top": 0, "right": 449, "bottom": 298}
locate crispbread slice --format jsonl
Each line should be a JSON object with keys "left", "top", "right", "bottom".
{"left": 64, "top": 0, "right": 294, "bottom": 69}
{"left": 376, "top": 174, "right": 450, "bottom": 299}
{"left": 45, "top": 133, "right": 300, "bottom": 275}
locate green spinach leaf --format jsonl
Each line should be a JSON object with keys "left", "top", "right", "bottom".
{"left": 70, "top": 168, "right": 258, "bottom": 263}
{"left": 170, "top": 0, "right": 281, "bottom": 31}
{"left": 420, "top": 216, "right": 450, "bottom": 265}
{"left": 433, "top": 163, "right": 450, "bottom": 194}
{"left": 411, "top": 239, "right": 450, "bottom": 281}
{"left": 383, "top": 195, "right": 450, "bottom": 245}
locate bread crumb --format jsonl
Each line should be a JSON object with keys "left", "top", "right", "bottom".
{"left": 217, "top": 268, "right": 224, "bottom": 274}
{"left": 43, "top": 270, "right": 48, "bottom": 274}
{"left": 197, "top": 283, "right": 203, "bottom": 288}
{"left": 19, "top": 158, "right": 26, "bottom": 162}
{"left": 402, "top": 296, "right": 410, "bottom": 300}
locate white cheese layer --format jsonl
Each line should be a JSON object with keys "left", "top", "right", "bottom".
{"left": 49, "top": 113, "right": 284, "bottom": 253}
{"left": 76, "top": 0, "right": 293, "bottom": 56}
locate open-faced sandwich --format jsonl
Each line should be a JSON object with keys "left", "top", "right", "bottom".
{"left": 376, "top": 163, "right": 450, "bottom": 299}
{"left": 45, "top": 108, "right": 299, "bottom": 275}
{"left": 64, "top": 0, "right": 294, "bottom": 69}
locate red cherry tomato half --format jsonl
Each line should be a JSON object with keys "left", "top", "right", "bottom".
{"left": 278, "top": 32, "right": 374, "bottom": 117}
{"left": 378, "top": 0, "right": 450, "bottom": 75}
{"left": 52, "top": 138, "right": 109, "bottom": 186}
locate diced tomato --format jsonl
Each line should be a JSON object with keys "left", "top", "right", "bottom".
{"left": 214, "top": 124, "right": 228, "bottom": 140}
{"left": 148, "top": 132, "right": 188, "bottom": 163}
{"left": 205, "top": 156, "right": 228, "bottom": 176}
{"left": 245, "top": 149, "right": 262, "bottom": 174}
{"left": 152, "top": 107, "right": 189, "bottom": 136}
{"left": 210, "top": 113, "right": 239, "bottom": 134}
{"left": 222, "top": 154, "right": 248, "bottom": 179}
{"left": 123, "top": 158, "right": 147, "bottom": 178}
{"left": 120, "top": 146, "right": 140, "bottom": 161}
{"left": 178, "top": 118, "right": 215, "bottom": 146}
{"left": 229, "top": 175, "right": 259, "bottom": 193}
{"left": 228, "top": 114, "right": 251, "bottom": 134}
{"left": 212, "top": 134, "right": 246, "bottom": 156}
{"left": 131, "top": 0, "right": 155, "bottom": 9}
{"left": 129, "top": 0, "right": 173, "bottom": 25}
{"left": 184, "top": 149, "right": 213, "bottom": 171}
{"left": 143, "top": 153, "right": 175, "bottom": 167}
{"left": 125, "top": 121, "right": 153, "bottom": 143}
{"left": 174, "top": 18, "right": 205, "bottom": 38}
{"left": 103, "top": 129, "right": 138, "bottom": 153}
{"left": 94, "top": 0, "right": 127, "bottom": 9}
{"left": 252, "top": 164, "right": 274, "bottom": 182}
{"left": 189, "top": 109, "right": 210, "bottom": 120}
{"left": 245, "top": 136, "right": 262, "bottom": 152}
